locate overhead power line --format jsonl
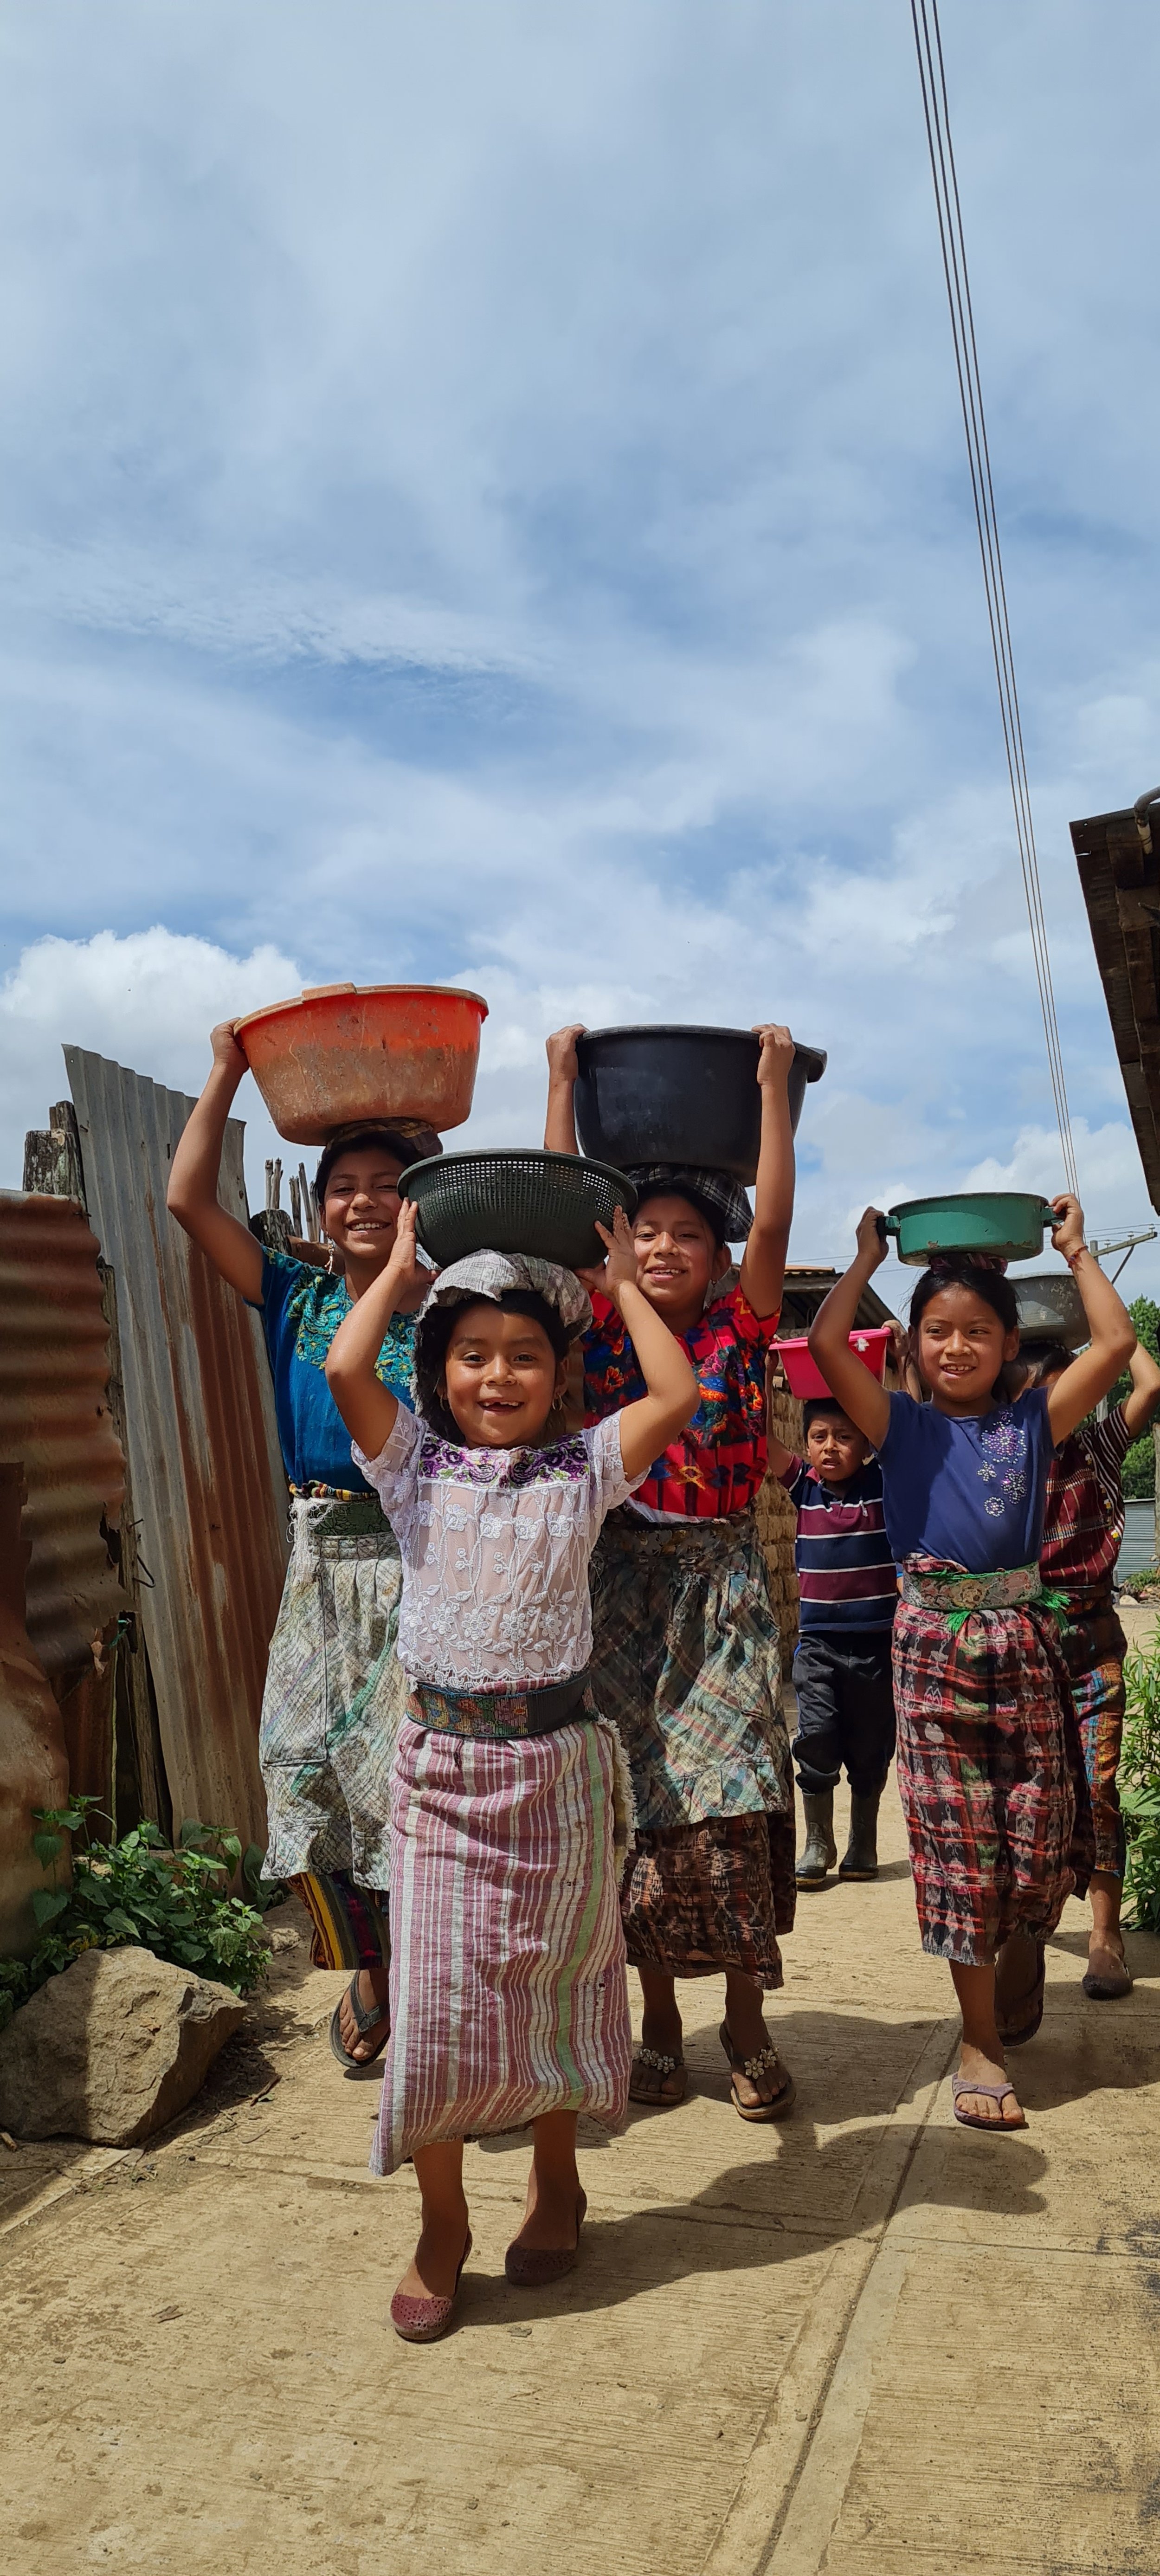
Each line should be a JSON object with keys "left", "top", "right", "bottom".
{"left": 909, "top": 0, "right": 1079, "bottom": 1198}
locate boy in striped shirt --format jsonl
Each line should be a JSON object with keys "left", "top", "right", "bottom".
{"left": 770, "top": 1398, "right": 899, "bottom": 1888}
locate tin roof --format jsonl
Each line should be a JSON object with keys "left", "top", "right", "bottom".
{"left": 1072, "top": 796, "right": 1160, "bottom": 1212}
{"left": 65, "top": 1049, "right": 288, "bottom": 1850}
{"left": 0, "top": 1192, "right": 128, "bottom": 1679}
{"left": 778, "top": 1266, "right": 896, "bottom": 1333}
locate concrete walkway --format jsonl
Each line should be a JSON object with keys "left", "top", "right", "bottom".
{"left": 2, "top": 1767, "right": 1159, "bottom": 2575}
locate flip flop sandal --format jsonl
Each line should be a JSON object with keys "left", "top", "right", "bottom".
{"left": 951, "top": 2073, "right": 1026, "bottom": 2131}
{"left": 329, "top": 1972, "right": 390, "bottom": 2073}
{"left": 997, "top": 1943, "right": 1045, "bottom": 2049}
{"left": 628, "top": 2047, "right": 687, "bottom": 2107}
{"left": 719, "top": 2022, "right": 796, "bottom": 2123}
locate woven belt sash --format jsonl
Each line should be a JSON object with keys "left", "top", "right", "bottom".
{"left": 601, "top": 1506, "right": 756, "bottom": 1562}
{"left": 410, "top": 1671, "right": 592, "bottom": 1741}
{"left": 289, "top": 1493, "right": 393, "bottom": 1544}
{"left": 900, "top": 1560, "right": 1068, "bottom": 1635}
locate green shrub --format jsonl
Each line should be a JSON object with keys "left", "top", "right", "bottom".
{"left": 1122, "top": 1437, "right": 1156, "bottom": 1501}
{"left": 0, "top": 1802, "right": 271, "bottom": 2021}
{"left": 1121, "top": 1639, "right": 1160, "bottom": 1934}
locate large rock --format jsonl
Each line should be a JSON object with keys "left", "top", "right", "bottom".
{"left": 0, "top": 1946, "right": 245, "bottom": 2144}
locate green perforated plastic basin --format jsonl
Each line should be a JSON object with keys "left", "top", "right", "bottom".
{"left": 882, "top": 1191, "right": 1054, "bottom": 1269}
{"left": 400, "top": 1149, "right": 637, "bottom": 1270}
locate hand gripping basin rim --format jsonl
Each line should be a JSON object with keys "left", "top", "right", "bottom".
{"left": 881, "top": 1191, "right": 1055, "bottom": 1269}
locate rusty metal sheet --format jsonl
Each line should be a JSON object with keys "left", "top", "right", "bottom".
{"left": 65, "top": 1049, "right": 288, "bottom": 1852}
{"left": 1072, "top": 803, "right": 1160, "bottom": 1212}
{"left": 0, "top": 1191, "right": 127, "bottom": 1683}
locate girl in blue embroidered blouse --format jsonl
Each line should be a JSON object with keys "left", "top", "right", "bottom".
{"left": 167, "top": 1020, "right": 432, "bottom": 2070}
{"left": 810, "top": 1194, "right": 1134, "bottom": 2138}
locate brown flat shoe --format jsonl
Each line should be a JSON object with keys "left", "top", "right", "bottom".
{"left": 505, "top": 2192, "right": 586, "bottom": 2287}
{"left": 1083, "top": 1946, "right": 1133, "bottom": 2001}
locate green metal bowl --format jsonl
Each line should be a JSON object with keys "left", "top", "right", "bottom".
{"left": 883, "top": 1191, "right": 1054, "bottom": 1269}
{"left": 400, "top": 1149, "right": 637, "bottom": 1270}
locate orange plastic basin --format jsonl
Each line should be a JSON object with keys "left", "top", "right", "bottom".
{"left": 234, "top": 983, "right": 489, "bottom": 1146}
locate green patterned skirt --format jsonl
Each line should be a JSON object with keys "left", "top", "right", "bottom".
{"left": 259, "top": 1496, "right": 409, "bottom": 1889}
{"left": 590, "top": 1509, "right": 796, "bottom": 1980}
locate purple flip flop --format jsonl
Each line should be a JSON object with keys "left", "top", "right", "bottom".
{"left": 951, "top": 2073, "right": 1026, "bottom": 2132}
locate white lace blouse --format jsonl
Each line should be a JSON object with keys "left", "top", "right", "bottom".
{"left": 354, "top": 1408, "right": 642, "bottom": 1692}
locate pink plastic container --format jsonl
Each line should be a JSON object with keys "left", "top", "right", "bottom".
{"left": 776, "top": 1328, "right": 892, "bottom": 1403}
{"left": 235, "top": 983, "right": 489, "bottom": 1146}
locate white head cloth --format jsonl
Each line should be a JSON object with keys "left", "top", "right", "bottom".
{"left": 420, "top": 1250, "right": 592, "bottom": 1339}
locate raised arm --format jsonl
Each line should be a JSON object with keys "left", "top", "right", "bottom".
{"left": 324, "top": 1201, "right": 425, "bottom": 1457}
{"left": 1120, "top": 1335, "right": 1160, "bottom": 1440}
{"left": 738, "top": 1024, "right": 795, "bottom": 1320}
{"left": 806, "top": 1209, "right": 892, "bottom": 1449}
{"left": 1045, "top": 1197, "right": 1138, "bottom": 1442}
{"left": 578, "top": 1209, "right": 698, "bottom": 1482}
{"left": 543, "top": 1024, "right": 584, "bottom": 1156}
{"left": 766, "top": 1422, "right": 799, "bottom": 1480}
{"left": 166, "top": 1022, "right": 264, "bottom": 1302}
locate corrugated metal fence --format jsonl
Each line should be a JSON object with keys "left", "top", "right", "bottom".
{"left": 0, "top": 1192, "right": 129, "bottom": 1806}
{"left": 0, "top": 1194, "right": 127, "bottom": 1678}
{"left": 65, "top": 1050, "right": 287, "bottom": 1851}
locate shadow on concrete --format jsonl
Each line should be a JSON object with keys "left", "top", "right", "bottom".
{"left": 453, "top": 2123, "right": 1052, "bottom": 2328}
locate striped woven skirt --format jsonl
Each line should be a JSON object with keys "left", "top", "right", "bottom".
{"left": 894, "top": 1557, "right": 1094, "bottom": 1965}
{"left": 371, "top": 1711, "right": 632, "bottom": 2176}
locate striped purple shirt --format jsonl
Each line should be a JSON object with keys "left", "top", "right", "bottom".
{"left": 779, "top": 1456, "right": 898, "bottom": 1633}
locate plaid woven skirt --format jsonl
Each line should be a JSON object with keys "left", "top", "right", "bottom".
{"left": 591, "top": 1510, "right": 795, "bottom": 1982}
{"left": 372, "top": 1712, "right": 632, "bottom": 2174}
{"left": 1060, "top": 1590, "right": 1127, "bottom": 1881}
{"left": 259, "top": 1497, "right": 410, "bottom": 1890}
{"left": 894, "top": 1560, "right": 1095, "bottom": 1964}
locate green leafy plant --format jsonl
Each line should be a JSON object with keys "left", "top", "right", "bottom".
{"left": 242, "top": 1843, "right": 289, "bottom": 1915}
{"left": 0, "top": 1801, "right": 271, "bottom": 2015}
{"left": 1122, "top": 1436, "right": 1156, "bottom": 1502}
{"left": 1121, "top": 1636, "right": 1160, "bottom": 1933}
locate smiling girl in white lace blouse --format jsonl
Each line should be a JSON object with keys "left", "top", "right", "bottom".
{"left": 325, "top": 1201, "right": 696, "bottom": 2344}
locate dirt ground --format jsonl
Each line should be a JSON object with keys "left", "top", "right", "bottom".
{"left": 3, "top": 1749, "right": 1160, "bottom": 2576}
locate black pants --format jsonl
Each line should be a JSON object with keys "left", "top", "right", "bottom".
{"left": 792, "top": 1630, "right": 896, "bottom": 1797}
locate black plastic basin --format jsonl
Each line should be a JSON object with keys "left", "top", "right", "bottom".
{"left": 574, "top": 1026, "right": 827, "bottom": 1184}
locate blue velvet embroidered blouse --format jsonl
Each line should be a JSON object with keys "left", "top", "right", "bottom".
{"left": 251, "top": 1250, "right": 418, "bottom": 1495}
{"left": 876, "top": 1387, "right": 1055, "bottom": 1572}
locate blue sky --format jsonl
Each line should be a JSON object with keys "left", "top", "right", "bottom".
{"left": 3, "top": 1, "right": 1160, "bottom": 1305}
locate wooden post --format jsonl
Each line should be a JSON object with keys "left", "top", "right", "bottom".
{"left": 22, "top": 1100, "right": 86, "bottom": 1201}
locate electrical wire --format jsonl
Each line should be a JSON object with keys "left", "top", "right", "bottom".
{"left": 910, "top": 0, "right": 1079, "bottom": 1196}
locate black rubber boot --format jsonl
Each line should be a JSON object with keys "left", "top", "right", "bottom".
{"left": 796, "top": 1790, "right": 837, "bottom": 1889}
{"left": 839, "top": 1788, "right": 882, "bottom": 1880}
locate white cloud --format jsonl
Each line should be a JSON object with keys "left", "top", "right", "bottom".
{"left": 1, "top": 1, "right": 1160, "bottom": 1305}
{"left": 0, "top": 929, "right": 300, "bottom": 1193}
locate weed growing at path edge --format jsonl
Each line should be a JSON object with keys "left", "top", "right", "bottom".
{"left": 0, "top": 1801, "right": 273, "bottom": 2028}
{"left": 1122, "top": 1638, "right": 1160, "bottom": 1934}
